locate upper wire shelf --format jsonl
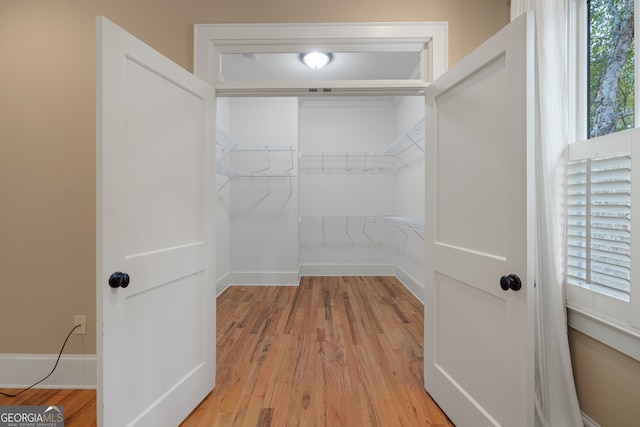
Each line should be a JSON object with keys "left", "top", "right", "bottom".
{"left": 215, "top": 128, "right": 297, "bottom": 195}
{"left": 298, "top": 118, "right": 425, "bottom": 173}
{"left": 299, "top": 215, "right": 424, "bottom": 239}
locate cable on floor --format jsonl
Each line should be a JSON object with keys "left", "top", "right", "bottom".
{"left": 0, "top": 324, "right": 81, "bottom": 398}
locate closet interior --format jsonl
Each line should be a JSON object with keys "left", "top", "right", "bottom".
{"left": 215, "top": 95, "right": 425, "bottom": 298}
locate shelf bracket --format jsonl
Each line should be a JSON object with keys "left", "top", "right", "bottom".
{"left": 216, "top": 176, "right": 233, "bottom": 195}
{"left": 264, "top": 176, "right": 270, "bottom": 195}
{"left": 264, "top": 146, "right": 271, "bottom": 170}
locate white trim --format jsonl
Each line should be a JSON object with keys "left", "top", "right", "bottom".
{"left": 214, "top": 82, "right": 428, "bottom": 97}
{"left": 194, "top": 22, "right": 448, "bottom": 95}
{"left": 581, "top": 411, "right": 602, "bottom": 427}
{"left": 221, "top": 266, "right": 425, "bottom": 305}
{"left": 228, "top": 264, "right": 424, "bottom": 301}
{"left": 216, "top": 272, "right": 230, "bottom": 297}
{"left": 299, "top": 263, "right": 396, "bottom": 277}
{"left": 567, "top": 304, "right": 640, "bottom": 362}
{"left": 228, "top": 271, "right": 300, "bottom": 286}
{"left": 568, "top": 127, "right": 632, "bottom": 160}
{"left": 566, "top": 127, "right": 640, "bottom": 356}
{"left": 630, "top": 135, "right": 640, "bottom": 329}
{"left": 394, "top": 266, "right": 424, "bottom": 303}
{"left": 0, "top": 354, "right": 96, "bottom": 389}
{"left": 570, "top": 0, "right": 588, "bottom": 141}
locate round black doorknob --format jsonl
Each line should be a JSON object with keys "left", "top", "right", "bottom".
{"left": 108, "top": 271, "right": 130, "bottom": 289}
{"left": 500, "top": 274, "right": 521, "bottom": 291}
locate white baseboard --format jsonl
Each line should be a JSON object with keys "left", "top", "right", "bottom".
{"left": 299, "top": 264, "right": 396, "bottom": 277}
{"left": 582, "top": 411, "right": 601, "bottom": 427}
{"left": 394, "top": 267, "right": 424, "bottom": 304}
{"left": 222, "top": 265, "right": 426, "bottom": 306}
{"left": 216, "top": 272, "right": 230, "bottom": 297}
{"left": 0, "top": 354, "right": 96, "bottom": 389}
{"left": 228, "top": 271, "right": 300, "bottom": 286}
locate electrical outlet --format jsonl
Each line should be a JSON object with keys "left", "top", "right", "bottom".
{"left": 74, "top": 315, "right": 86, "bottom": 335}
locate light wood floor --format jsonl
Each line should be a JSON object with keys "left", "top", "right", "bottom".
{"left": 0, "top": 388, "right": 96, "bottom": 425}
{"left": 0, "top": 276, "right": 452, "bottom": 426}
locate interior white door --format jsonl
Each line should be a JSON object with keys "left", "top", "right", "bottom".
{"left": 424, "top": 12, "right": 535, "bottom": 427}
{"left": 96, "top": 17, "right": 216, "bottom": 427}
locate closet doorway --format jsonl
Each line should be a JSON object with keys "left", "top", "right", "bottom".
{"left": 194, "top": 22, "right": 445, "bottom": 295}
{"left": 195, "top": 17, "right": 537, "bottom": 427}
{"left": 98, "top": 18, "right": 535, "bottom": 427}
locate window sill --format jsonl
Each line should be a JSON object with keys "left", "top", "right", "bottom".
{"left": 567, "top": 303, "right": 640, "bottom": 362}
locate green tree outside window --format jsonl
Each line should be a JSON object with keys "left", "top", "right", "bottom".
{"left": 589, "top": 0, "right": 635, "bottom": 138}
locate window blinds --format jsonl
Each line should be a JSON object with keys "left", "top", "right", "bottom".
{"left": 567, "top": 155, "right": 631, "bottom": 300}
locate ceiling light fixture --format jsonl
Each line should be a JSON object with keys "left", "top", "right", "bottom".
{"left": 300, "top": 52, "right": 333, "bottom": 69}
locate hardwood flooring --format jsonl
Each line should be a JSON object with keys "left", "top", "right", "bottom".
{"left": 0, "top": 276, "right": 452, "bottom": 426}
{"left": 182, "top": 276, "right": 452, "bottom": 426}
{"left": 0, "top": 388, "right": 96, "bottom": 426}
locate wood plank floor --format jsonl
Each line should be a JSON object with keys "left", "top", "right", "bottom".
{"left": 0, "top": 276, "right": 452, "bottom": 426}
{"left": 182, "top": 276, "right": 452, "bottom": 426}
{"left": 0, "top": 388, "right": 96, "bottom": 426}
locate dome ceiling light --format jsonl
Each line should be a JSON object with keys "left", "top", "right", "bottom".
{"left": 300, "top": 52, "right": 333, "bottom": 70}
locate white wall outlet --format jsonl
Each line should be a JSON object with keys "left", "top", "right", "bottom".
{"left": 74, "top": 315, "right": 86, "bottom": 335}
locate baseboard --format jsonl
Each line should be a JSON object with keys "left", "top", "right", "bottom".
{"left": 216, "top": 272, "right": 230, "bottom": 297}
{"left": 394, "top": 267, "right": 424, "bottom": 304}
{"left": 299, "top": 264, "right": 396, "bottom": 277}
{"left": 219, "top": 266, "right": 425, "bottom": 307}
{"left": 228, "top": 271, "right": 300, "bottom": 286}
{"left": 0, "top": 354, "right": 96, "bottom": 389}
{"left": 581, "top": 411, "right": 601, "bottom": 427}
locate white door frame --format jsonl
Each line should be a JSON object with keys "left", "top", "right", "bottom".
{"left": 194, "top": 22, "right": 448, "bottom": 96}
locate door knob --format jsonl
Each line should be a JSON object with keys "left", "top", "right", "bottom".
{"left": 108, "top": 271, "right": 130, "bottom": 289}
{"left": 500, "top": 274, "right": 521, "bottom": 291}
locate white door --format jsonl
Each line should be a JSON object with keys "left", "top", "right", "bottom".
{"left": 424, "top": 12, "right": 535, "bottom": 427}
{"left": 96, "top": 17, "right": 216, "bottom": 427}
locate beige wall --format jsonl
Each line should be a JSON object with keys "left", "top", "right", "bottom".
{"left": 569, "top": 329, "right": 640, "bottom": 427}
{"left": 0, "top": 0, "right": 509, "bottom": 355}
{"left": 2, "top": 1, "right": 639, "bottom": 426}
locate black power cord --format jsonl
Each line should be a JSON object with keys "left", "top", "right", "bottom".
{"left": 0, "top": 324, "right": 82, "bottom": 398}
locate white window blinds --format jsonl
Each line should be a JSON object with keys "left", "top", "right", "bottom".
{"left": 567, "top": 154, "right": 631, "bottom": 300}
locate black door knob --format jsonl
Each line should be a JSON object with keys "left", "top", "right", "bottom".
{"left": 108, "top": 272, "right": 130, "bottom": 289}
{"left": 500, "top": 274, "right": 521, "bottom": 291}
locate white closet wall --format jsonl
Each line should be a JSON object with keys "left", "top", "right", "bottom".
{"left": 216, "top": 96, "right": 424, "bottom": 295}
{"left": 391, "top": 96, "right": 426, "bottom": 298}
{"left": 220, "top": 97, "right": 299, "bottom": 287}
{"left": 216, "top": 98, "right": 231, "bottom": 294}
{"left": 298, "top": 100, "right": 398, "bottom": 275}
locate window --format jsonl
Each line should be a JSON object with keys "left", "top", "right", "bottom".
{"left": 587, "top": 0, "right": 635, "bottom": 138}
{"left": 567, "top": 153, "right": 631, "bottom": 301}
{"left": 568, "top": 0, "right": 640, "bottom": 360}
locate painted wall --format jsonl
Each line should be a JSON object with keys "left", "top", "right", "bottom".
{"left": 0, "top": 0, "right": 509, "bottom": 357}
{"left": 2, "top": 1, "right": 636, "bottom": 426}
{"left": 569, "top": 329, "right": 640, "bottom": 427}
{"left": 222, "top": 96, "right": 424, "bottom": 288}
{"left": 393, "top": 96, "right": 425, "bottom": 285}
{"left": 298, "top": 100, "right": 398, "bottom": 271}
{"left": 215, "top": 98, "right": 232, "bottom": 294}
{"left": 227, "top": 98, "right": 299, "bottom": 285}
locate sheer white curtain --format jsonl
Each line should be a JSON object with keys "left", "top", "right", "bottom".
{"left": 510, "top": 2, "right": 583, "bottom": 426}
